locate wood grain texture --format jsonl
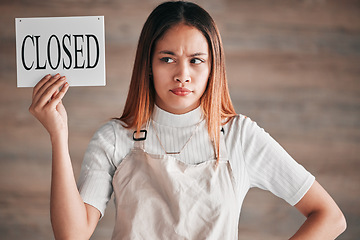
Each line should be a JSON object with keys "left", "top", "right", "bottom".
{"left": 0, "top": 0, "right": 359, "bottom": 239}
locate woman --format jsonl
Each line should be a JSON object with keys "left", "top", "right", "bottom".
{"left": 29, "top": 1, "right": 346, "bottom": 239}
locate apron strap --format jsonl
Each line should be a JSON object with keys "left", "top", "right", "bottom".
{"left": 132, "top": 121, "right": 149, "bottom": 150}
{"left": 133, "top": 129, "right": 147, "bottom": 149}
{"left": 219, "top": 128, "right": 228, "bottom": 160}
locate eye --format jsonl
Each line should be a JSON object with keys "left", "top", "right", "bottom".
{"left": 160, "top": 57, "right": 175, "bottom": 63}
{"left": 190, "top": 58, "right": 204, "bottom": 64}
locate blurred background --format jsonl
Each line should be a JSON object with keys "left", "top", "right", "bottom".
{"left": 0, "top": 0, "right": 359, "bottom": 239}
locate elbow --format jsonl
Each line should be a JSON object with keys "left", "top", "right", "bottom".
{"left": 335, "top": 210, "right": 347, "bottom": 236}
{"left": 307, "top": 207, "right": 347, "bottom": 238}
{"left": 324, "top": 207, "right": 347, "bottom": 238}
{"left": 53, "top": 231, "right": 90, "bottom": 240}
{"left": 51, "top": 219, "right": 92, "bottom": 240}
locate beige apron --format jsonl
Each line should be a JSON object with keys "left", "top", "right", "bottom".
{"left": 112, "top": 129, "right": 240, "bottom": 239}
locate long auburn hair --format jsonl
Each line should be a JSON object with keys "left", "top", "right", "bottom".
{"left": 119, "top": 1, "right": 236, "bottom": 161}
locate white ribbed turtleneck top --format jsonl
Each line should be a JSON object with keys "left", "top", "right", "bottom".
{"left": 78, "top": 105, "right": 315, "bottom": 218}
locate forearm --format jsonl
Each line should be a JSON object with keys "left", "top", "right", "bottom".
{"left": 50, "top": 134, "right": 94, "bottom": 239}
{"left": 29, "top": 75, "right": 98, "bottom": 238}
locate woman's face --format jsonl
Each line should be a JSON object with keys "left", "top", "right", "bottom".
{"left": 151, "top": 24, "right": 211, "bottom": 114}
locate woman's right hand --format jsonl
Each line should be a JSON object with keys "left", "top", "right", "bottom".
{"left": 29, "top": 75, "right": 100, "bottom": 239}
{"left": 29, "top": 74, "right": 70, "bottom": 140}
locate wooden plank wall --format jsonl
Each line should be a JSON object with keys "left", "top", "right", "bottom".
{"left": 0, "top": 0, "right": 359, "bottom": 239}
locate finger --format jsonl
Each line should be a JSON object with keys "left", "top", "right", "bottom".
{"left": 37, "top": 77, "right": 67, "bottom": 107}
{"left": 29, "top": 78, "right": 66, "bottom": 116}
{"left": 33, "top": 75, "right": 65, "bottom": 106}
{"left": 38, "top": 73, "right": 62, "bottom": 97}
{"left": 32, "top": 74, "right": 51, "bottom": 99}
{"left": 48, "top": 82, "right": 70, "bottom": 108}
{"left": 33, "top": 74, "right": 62, "bottom": 103}
{"left": 51, "top": 89, "right": 59, "bottom": 100}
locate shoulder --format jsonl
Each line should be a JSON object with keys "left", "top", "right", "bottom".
{"left": 86, "top": 119, "right": 135, "bottom": 166}
{"left": 223, "top": 114, "right": 263, "bottom": 136}
{"left": 222, "top": 114, "right": 272, "bottom": 153}
{"left": 95, "top": 119, "right": 133, "bottom": 136}
{"left": 89, "top": 119, "right": 135, "bottom": 148}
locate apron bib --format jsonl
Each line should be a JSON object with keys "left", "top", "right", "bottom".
{"left": 111, "top": 130, "right": 240, "bottom": 239}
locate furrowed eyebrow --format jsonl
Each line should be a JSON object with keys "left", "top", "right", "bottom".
{"left": 158, "top": 51, "right": 207, "bottom": 57}
{"left": 190, "top": 52, "right": 207, "bottom": 57}
{"left": 158, "top": 50, "right": 176, "bottom": 55}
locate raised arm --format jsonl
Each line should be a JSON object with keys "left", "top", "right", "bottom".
{"left": 290, "top": 180, "right": 346, "bottom": 239}
{"left": 29, "top": 74, "right": 100, "bottom": 239}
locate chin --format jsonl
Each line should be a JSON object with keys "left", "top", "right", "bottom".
{"left": 174, "top": 104, "right": 199, "bottom": 114}
{"left": 156, "top": 96, "right": 200, "bottom": 114}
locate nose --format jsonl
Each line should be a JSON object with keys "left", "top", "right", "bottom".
{"left": 174, "top": 62, "right": 191, "bottom": 83}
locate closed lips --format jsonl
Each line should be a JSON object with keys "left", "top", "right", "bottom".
{"left": 170, "top": 87, "right": 192, "bottom": 96}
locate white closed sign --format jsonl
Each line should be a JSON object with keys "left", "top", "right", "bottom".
{"left": 15, "top": 16, "right": 106, "bottom": 87}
